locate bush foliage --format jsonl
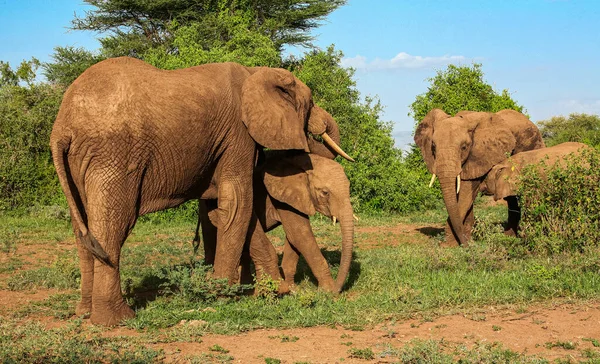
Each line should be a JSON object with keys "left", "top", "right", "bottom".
{"left": 537, "top": 113, "right": 600, "bottom": 149}
{"left": 0, "top": 60, "right": 65, "bottom": 211}
{"left": 518, "top": 148, "right": 600, "bottom": 254}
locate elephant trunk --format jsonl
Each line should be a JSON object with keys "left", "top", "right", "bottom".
{"left": 335, "top": 205, "right": 354, "bottom": 292}
{"left": 440, "top": 175, "right": 466, "bottom": 245}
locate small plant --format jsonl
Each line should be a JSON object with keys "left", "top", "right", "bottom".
{"left": 348, "top": 347, "right": 375, "bottom": 360}
{"left": 583, "top": 338, "right": 600, "bottom": 347}
{"left": 268, "top": 334, "right": 299, "bottom": 343}
{"left": 341, "top": 341, "right": 352, "bottom": 346}
{"left": 264, "top": 358, "right": 281, "bottom": 364}
{"left": 254, "top": 271, "right": 280, "bottom": 303}
{"left": 545, "top": 341, "right": 577, "bottom": 350}
{"left": 492, "top": 325, "right": 502, "bottom": 331}
{"left": 209, "top": 344, "right": 230, "bottom": 353}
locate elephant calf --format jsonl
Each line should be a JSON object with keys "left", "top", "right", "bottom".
{"left": 197, "top": 152, "right": 354, "bottom": 293}
{"left": 481, "top": 142, "right": 591, "bottom": 236}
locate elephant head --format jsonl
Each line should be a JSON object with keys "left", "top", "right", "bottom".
{"left": 414, "top": 109, "right": 518, "bottom": 245}
{"left": 262, "top": 153, "right": 353, "bottom": 292}
{"left": 241, "top": 68, "right": 352, "bottom": 161}
{"left": 483, "top": 161, "right": 519, "bottom": 201}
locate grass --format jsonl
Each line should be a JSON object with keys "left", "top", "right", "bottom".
{"left": 2, "top": 203, "right": 600, "bottom": 361}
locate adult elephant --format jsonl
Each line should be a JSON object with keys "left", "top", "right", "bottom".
{"left": 414, "top": 109, "right": 545, "bottom": 246}
{"left": 50, "top": 57, "right": 351, "bottom": 326}
{"left": 481, "top": 142, "right": 591, "bottom": 236}
{"left": 198, "top": 152, "right": 354, "bottom": 294}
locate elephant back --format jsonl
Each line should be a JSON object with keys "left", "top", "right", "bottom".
{"left": 496, "top": 110, "right": 545, "bottom": 153}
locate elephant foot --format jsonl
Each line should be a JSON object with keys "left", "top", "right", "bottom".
{"left": 278, "top": 280, "right": 292, "bottom": 295}
{"left": 75, "top": 300, "right": 92, "bottom": 318}
{"left": 90, "top": 301, "right": 135, "bottom": 326}
{"left": 439, "top": 240, "right": 459, "bottom": 248}
{"left": 318, "top": 279, "right": 338, "bottom": 294}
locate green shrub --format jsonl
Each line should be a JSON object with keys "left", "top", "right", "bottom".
{"left": 0, "top": 60, "right": 64, "bottom": 211}
{"left": 518, "top": 148, "right": 600, "bottom": 254}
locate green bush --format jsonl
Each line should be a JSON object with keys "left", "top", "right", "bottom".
{"left": 0, "top": 60, "right": 64, "bottom": 211}
{"left": 518, "top": 148, "right": 600, "bottom": 254}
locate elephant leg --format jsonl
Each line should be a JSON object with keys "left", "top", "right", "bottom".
{"left": 73, "top": 218, "right": 94, "bottom": 317}
{"left": 247, "top": 214, "right": 285, "bottom": 292}
{"left": 85, "top": 180, "right": 137, "bottom": 326}
{"left": 504, "top": 196, "right": 520, "bottom": 237}
{"left": 275, "top": 202, "right": 336, "bottom": 293}
{"left": 199, "top": 199, "right": 218, "bottom": 265}
{"left": 281, "top": 238, "right": 300, "bottom": 289}
{"left": 212, "top": 166, "right": 254, "bottom": 283}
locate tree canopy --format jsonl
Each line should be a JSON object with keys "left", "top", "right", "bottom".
{"left": 73, "top": 0, "right": 346, "bottom": 57}
{"left": 408, "top": 63, "right": 524, "bottom": 127}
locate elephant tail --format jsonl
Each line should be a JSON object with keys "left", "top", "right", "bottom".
{"left": 51, "top": 134, "right": 113, "bottom": 268}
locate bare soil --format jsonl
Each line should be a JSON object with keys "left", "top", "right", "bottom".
{"left": 154, "top": 302, "right": 600, "bottom": 363}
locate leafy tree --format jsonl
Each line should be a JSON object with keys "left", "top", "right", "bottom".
{"left": 408, "top": 63, "right": 524, "bottom": 126}
{"left": 72, "top": 0, "right": 346, "bottom": 56}
{"left": 143, "top": 14, "right": 281, "bottom": 69}
{"left": 537, "top": 113, "right": 600, "bottom": 148}
{"left": 43, "top": 46, "right": 106, "bottom": 87}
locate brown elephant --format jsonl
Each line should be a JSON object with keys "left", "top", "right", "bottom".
{"left": 481, "top": 142, "right": 591, "bottom": 236}
{"left": 414, "top": 109, "right": 545, "bottom": 246}
{"left": 197, "top": 152, "right": 354, "bottom": 293}
{"left": 50, "top": 57, "right": 352, "bottom": 326}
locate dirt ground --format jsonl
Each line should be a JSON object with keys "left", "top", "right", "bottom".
{"left": 155, "top": 302, "right": 600, "bottom": 363}
{"left": 2, "top": 288, "right": 599, "bottom": 363}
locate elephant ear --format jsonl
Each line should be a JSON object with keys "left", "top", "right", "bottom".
{"left": 262, "top": 161, "right": 316, "bottom": 216}
{"left": 241, "top": 68, "right": 310, "bottom": 151}
{"left": 461, "top": 112, "right": 517, "bottom": 180}
{"left": 414, "top": 109, "right": 449, "bottom": 174}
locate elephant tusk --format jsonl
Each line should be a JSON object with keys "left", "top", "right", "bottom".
{"left": 456, "top": 175, "right": 461, "bottom": 194}
{"left": 332, "top": 216, "right": 337, "bottom": 225}
{"left": 429, "top": 174, "right": 436, "bottom": 188}
{"left": 322, "top": 133, "right": 355, "bottom": 162}
{"left": 353, "top": 214, "right": 359, "bottom": 222}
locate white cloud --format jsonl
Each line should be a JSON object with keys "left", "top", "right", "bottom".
{"left": 341, "top": 52, "right": 467, "bottom": 70}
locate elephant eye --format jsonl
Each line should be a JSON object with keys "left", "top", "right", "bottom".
{"left": 277, "top": 86, "right": 295, "bottom": 104}
{"left": 320, "top": 189, "right": 330, "bottom": 197}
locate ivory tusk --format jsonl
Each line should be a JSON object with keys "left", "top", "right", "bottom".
{"left": 332, "top": 216, "right": 337, "bottom": 225}
{"left": 353, "top": 214, "right": 359, "bottom": 222}
{"left": 456, "top": 175, "right": 461, "bottom": 194}
{"left": 322, "top": 133, "right": 355, "bottom": 162}
{"left": 429, "top": 174, "right": 436, "bottom": 188}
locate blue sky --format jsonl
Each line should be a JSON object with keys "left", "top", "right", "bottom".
{"left": 1, "top": 0, "right": 599, "bottom": 144}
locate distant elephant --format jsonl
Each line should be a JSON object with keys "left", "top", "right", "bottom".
{"left": 197, "top": 152, "right": 354, "bottom": 293}
{"left": 481, "top": 142, "right": 591, "bottom": 236}
{"left": 50, "top": 57, "right": 352, "bottom": 326}
{"left": 414, "top": 109, "right": 545, "bottom": 246}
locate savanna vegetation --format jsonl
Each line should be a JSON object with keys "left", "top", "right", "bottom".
{"left": 2, "top": 0, "right": 600, "bottom": 362}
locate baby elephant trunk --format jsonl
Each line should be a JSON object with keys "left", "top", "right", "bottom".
{"left": 335, "top": 205, "right": 354, "bottom": 292}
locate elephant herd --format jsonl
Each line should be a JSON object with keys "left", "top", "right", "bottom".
{"left": 49, "top": 57, "right": 590, "bottom": 326}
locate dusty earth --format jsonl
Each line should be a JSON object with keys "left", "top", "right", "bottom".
{"left": 2, "top": 214, "right": 600, "bottom": 363}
